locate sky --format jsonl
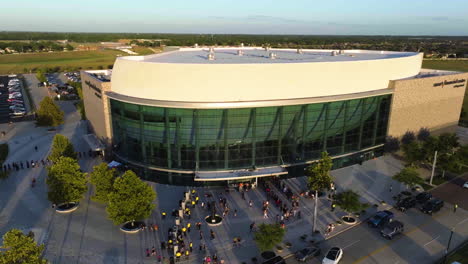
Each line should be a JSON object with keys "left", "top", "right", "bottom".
{"left": 1, "top": 0, "right": 468, "bottom": 35}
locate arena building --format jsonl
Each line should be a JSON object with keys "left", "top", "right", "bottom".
{"left": 81, "top": 47, "right": 467, "bottom": 185}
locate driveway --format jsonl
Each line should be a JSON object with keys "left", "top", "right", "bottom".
{"left": 431, "top": 173, "right": 468, "bottom": 210}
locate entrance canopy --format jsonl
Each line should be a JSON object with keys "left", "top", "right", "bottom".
{"left": 194, "top": 166, "right": 287, "bottom": 182}
{"left": 83, "top": 134, "right": 105, "bottom": 152}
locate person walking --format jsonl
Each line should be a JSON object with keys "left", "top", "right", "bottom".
{"left": 454, "top": 204, "right": 458, "bottom": 213}
{"left": 389, "top": 184, "right": 393, "bottom": 193}
{"left": 210, "top": 229, "right": 215, "bottom": 240}
{"left": 249, "top": 222, "right": 255, "bottom": 233}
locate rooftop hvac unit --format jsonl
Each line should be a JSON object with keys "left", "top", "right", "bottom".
{"left": 269, "top": 52, "right": 277, "bottom": 59}
{"left": 208, "top": 52, "right": 215, "bottom": 60}
{"left": 339, "top": 49, "right": 345, "bottom": 55}
{"left": 237, "top": 50, "right": 244, "bottom": 56}
{"left": 297, "top": 48, "right": 303, "bottom": 54}
{"left": 331, "top": 50, "right": 338, "bottom": 56}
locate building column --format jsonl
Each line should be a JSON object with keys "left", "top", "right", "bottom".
{"left": 322, "top": 103, "right": 330, "bottom": 152}
{"left": 277, "top": 107, "right": 283, "bottom": 164}
{"left": 176, "top": 114, "right": 182, "bottom": 168}
{"left": 138, "top": 105, "right": 147, "bottom": 165}
{"left": 301, "top": 105, "right": 308, "bottom": 159}
{"left": 165, "top": 108, "right": 172, "bottom": 169}
{"left": 357, "top": 98, "right": 367, "bottom": 150}
{"left": 341, "top": 101, "right": 349, "bottom": 154}
{"left": 251, "top": 108, "right": 257, "bottom": 167}
{"left": 223, "top": 109, "right": 229, "bottom": 169}
{"left": 194, "top": 109, "right": 200, "bottom": 171}
{"left": 372, "top": 97, "right": 382, "bottom": 146}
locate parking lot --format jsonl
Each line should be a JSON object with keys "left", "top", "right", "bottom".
{"left": 0, "top": 75, "right": 28, "bottom": 124}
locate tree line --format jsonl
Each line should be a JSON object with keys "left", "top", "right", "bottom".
{"left": 0, "top": 40, "right": 73, "bottom": 53}
{"left": 0, "top": 32, "right": 467, "bottom": 56}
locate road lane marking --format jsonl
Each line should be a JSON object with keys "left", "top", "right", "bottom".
{"left": 424, "top": 235, "right": 440, "bottom": 247}
{"left": 343, "top": 240, "right": 360, "bottom": 249}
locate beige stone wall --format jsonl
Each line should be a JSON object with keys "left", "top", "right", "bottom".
{"left": 81, "top": 72, "right": 112, "bottom": 145}
{"left": 388, "top": 72, "right": 468, "bottom": 137}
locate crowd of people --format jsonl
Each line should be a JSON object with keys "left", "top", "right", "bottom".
{"left": 1, "top": 147, "right": 100, "bottom": 173}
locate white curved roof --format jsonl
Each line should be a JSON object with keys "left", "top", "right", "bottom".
{"left": 110, "top": 48, "right": 423, "bottom": 106}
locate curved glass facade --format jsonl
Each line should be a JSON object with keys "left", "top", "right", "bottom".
{"left": 110, "top": 94, "right": 391, "bottom": 173}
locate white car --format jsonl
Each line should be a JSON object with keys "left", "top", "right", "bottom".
{"left": 463, "top": 182, "right": 468, "bottom": 189}
{"left": 322, "top": 247, "right": 343, "bottom": 264}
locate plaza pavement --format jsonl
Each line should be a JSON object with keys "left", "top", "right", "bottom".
{"left": 0, "top": 97, "right": 467, "bottom": 264}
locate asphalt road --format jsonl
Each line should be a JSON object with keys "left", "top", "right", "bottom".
{"left": 284, "top": 203, "right": 468, "bottom": 264}
{"left": 431, "top": 174, "right": 468, "bottom": 210}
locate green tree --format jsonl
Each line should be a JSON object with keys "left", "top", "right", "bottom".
{"left": 305, "top": 151, "right": 333, "bottom": 232}
{"left": 35, "top": 69, "right": 46, "bottom": 83}
{"left": 402, "top": 141, "right": 424, "bottom": 166}
{"left": 0, "top": 229, "right": 47, "bottom": 264}
{"left": 90, "top": 163, "right": 116, "bottom": 203}
{"left": 253, "top": 223, "right": 285, "bottom": 251}
{"left": 334, "top": 190, "right": 368, "bottom": 216}
{"left": 106, "top": 170, "right": 156, "bottom": 226}
{"left": 392, "top": 166, "right": 423, "bottom": 188}
{"left": 36, "top": 97, "right": 64, "bottom": 127}
{"left": 46, "top": 157, "right": 87, "bottom": 205}
{"left": 49, "top": 134, "right": 76, "bottom": 162}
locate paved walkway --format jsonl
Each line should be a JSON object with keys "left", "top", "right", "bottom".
{"left": 0, "top": 100, "right": 466, "bottom": 263}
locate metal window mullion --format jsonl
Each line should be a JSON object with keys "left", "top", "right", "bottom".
{"left": 251, "top": 108, "right": 256, "bottom": 167}
{"left": 322, "top": 103, "right": 329, "bottom": 152}
{"left": 139, "top": 105, "right": 147, "bottom": 163}
{"left": 277, "top": 107, "right": 283, "bottom": 164}
{"left": 165, "top": 108, "right": 172, "bottom": 169}
{"left": 223, "top": 109, "right": 229, "bottom": 169}
{"left": 194, "top": 109, "right": 199, "bottom": 170}
{"left": 302, "top": 105, "right": 307, "bottom": 159}
{"left": 341, "top": 101, "right": 349, "bottom": 154}
{"left": 176, "top": 113, "right": 181, "bottom": 168}
{"left": 357, "top": 98, "right": 366, "bottom": 150}
{"left": 372, "top": 97, "right": 382, "bottom": 146}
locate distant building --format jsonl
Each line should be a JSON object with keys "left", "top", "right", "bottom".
{"left": 81, "top": 47, "right": 467, "bottom": 185}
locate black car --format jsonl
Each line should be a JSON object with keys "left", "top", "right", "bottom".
{"left": 416, "top": 192, "right": 432, "bottom": 204}
{"left": 420, "top": 199, "right": 444, "bottom": 215}
{"left": 295, "top": 247, "right": 321, "bottom": 262}
{"left": 380, "top": 220, "right": 404, "bottom": 240}
{"left": 368, "top": 210, "right": 394, "bottom": 228}
{"left": 396, "top": 197, "right": 417, "bottom": 212}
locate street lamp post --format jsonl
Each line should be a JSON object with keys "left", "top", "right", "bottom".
{"left": 430, "top": 150, "right": 438, "bottom": 185}
{"left": 443, "top": 228, "right": 455, "bottom": 264}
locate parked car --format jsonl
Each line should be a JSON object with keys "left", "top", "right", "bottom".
{"left": 416, "top": 192, "right": 432, "bottom": 204}
{"left": 9, "top": 110, "right": 26, "bottom": 116}
{"left": 420, "top": 199, "right": 444, "bottom": 215}
{"left": 9, "top": 93, "right": 22, "bottom": 99}
{"left": 380, "top": 220, "right": 404, "bottom": 240}
{"left": 463, "top": 182, "right": 468, "bottom": 189}
{"left": 8, "top": 99, "right": 23, "bottom": 103}
{"left": 368, "top": 210, "right": 394, "bottom": 227}
{"left": 295, "top": 247, "right": 321, "bottom": 262}
{"left": 396, "top": 197, "right": 417, "bottom": 212}
{"left": 322, "top": 247, "right": 343, "bottom": 264}
{"left": 9, "top": 106, "right": 25, "bottom": 111}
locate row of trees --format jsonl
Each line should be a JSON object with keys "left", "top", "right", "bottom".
{"left": 0, "top": 32, "right": 467, "bottom": 55}
{"left": 47, "top": 134, "right": 156, "bottom": 227}
{"left": 0, "top": 41, "right": 73, "bottom": 54}
{"left": 36, "top": 97, "right": 64, "bottom": 127}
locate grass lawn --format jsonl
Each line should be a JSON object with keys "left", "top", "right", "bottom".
{"left": 423, "top": 59, "right": 468, "bottom": 123}
{"left": 0, "top": 49, "right": 125, "bottom": 74}
{"left": 132, "top": 46, "right": 159, "bottom": 55}
{"left": 442, "top": 240, "right": 468, "bottom": 264}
